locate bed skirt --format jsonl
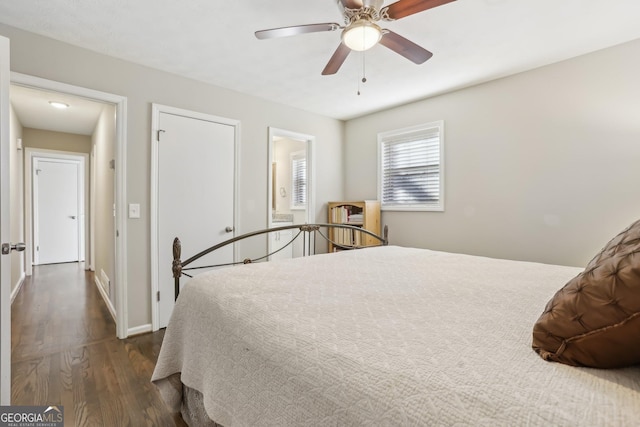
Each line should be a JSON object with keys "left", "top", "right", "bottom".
{"left": 158, "top": 373, "right": 221, "bottom": 426}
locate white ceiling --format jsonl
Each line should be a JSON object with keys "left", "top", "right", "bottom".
{"left": 1, "top": 0, "right": 640, "bottom": 122}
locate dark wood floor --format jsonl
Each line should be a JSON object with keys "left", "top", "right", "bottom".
{"left": 11, "top": 262, "right": 187, "bottom": 427}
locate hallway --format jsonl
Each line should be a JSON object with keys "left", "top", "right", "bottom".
{"left": 11, "top": 262, "right": 186, "bottom": 426}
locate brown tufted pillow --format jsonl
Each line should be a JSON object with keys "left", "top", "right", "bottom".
{"left": 532, "top": 218, "right": 640, "bottom": 368}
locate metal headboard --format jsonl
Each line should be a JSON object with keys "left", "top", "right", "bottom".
{"left": 172, "top": 223, "right": 388, "bottom": 300}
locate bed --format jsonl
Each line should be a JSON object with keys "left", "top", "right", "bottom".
{"left": 152, "top": 222, "right": 640, "bottom": 426}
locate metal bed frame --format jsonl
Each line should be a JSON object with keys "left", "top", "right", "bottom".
{"left": 172, "top": 223, "right": 388, "bottom": 300}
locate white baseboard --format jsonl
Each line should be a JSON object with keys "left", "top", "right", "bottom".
{"left": 94, "top": 276, "right": 116, "bottom": 322}
{"left": 127, "top": 323, "right": 152, "bottom": 337}
{"left": 10, "top": 273, "right": 26, "bottom": 304}
{"left": 95, "top": 275, "right": 151, "bottom": 338}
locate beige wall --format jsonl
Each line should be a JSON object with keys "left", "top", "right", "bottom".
{"left": 9, "top": 104, "right": 24, "bottom": 294}
{"left": 92, "top": 105, "right": 116, "bottom": 309}
{"left": 22, "top": 127, "right": 91, "bottom": 153}
{"left": 0, "top": 23, "right": 345, "bottom": 331}
{"left": 345, "top": 38, "right": 640, "bottom": 267}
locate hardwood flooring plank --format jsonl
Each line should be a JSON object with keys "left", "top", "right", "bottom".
{"left": 47, "top": 351, "right": 62, "bottom": 406}
{"left": 73, "top": 346, "right": 105, "bottom": 426}
{"left": 59, "top": 350, "right": 75, "bottom": 427}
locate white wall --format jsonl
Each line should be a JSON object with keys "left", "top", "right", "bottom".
{"left": 9, "top": 104, "right": 24, "bottom": 295}
{"left": 344, "top": 38, "right": 640, "bottom": 267}
{"left": 0, "top": 23, "right": 345, "bottom": 330}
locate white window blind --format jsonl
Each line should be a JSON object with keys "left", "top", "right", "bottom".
{"left": 378, "top": 121, "right": 444, "bottom": 211}
{"left": 291, "top": 152, "right": 306, "bottom": 209}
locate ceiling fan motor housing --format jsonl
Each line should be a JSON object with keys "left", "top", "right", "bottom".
{"left": 338, "top": 0, "right": 386, "bottom": 24}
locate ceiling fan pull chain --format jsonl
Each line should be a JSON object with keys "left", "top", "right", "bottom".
{"left": 357, "top": 50, "right": 368, "bottom": 95}
{"left": 362, "top": 48, "right": 367, "bottom": 84}
{"left": 357, "top": 50, "right": 363, "bottom": 95}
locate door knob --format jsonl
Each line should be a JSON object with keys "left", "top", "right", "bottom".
{"left": 225, "top": 226, "right": 234, "bottom": 233}
{"left": 70, "top": 215, "right": 77, "bottom": 219}
{"left": 1, "top": 242, "right": 26, "bottom": 255}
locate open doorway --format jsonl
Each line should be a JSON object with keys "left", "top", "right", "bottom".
{"left": 9, "top": 73, "right": 128, "bottom": 338}
{"left": 267, "top": 127, "right": 316, "bottom": 259}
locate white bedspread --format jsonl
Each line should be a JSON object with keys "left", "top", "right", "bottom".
{"left": 152, "top": 246, "right": 640, "bottom": 426}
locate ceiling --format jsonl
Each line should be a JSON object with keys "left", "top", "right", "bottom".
{"left": 11, "top": 85, "right": 106, "bottom": 135}
{"left": 1, "top": 0, "right": 640, "bottom": 122}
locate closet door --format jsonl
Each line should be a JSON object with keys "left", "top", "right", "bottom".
{"left": 33, "top": 159, "right": 80, "bottom": 264}
{"left": 156, "top": 109, "right": 236, "bottom": 328}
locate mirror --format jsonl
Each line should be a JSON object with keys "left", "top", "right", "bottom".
{"left": 267, "top": 127, "right": 315, "bottom": 259}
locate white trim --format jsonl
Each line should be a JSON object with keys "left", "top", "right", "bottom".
{"left": 29, "top": 152, "right": 87, "bottom": 266}
{"left": 89, "top": 140, "right": 96, "bottom": 271}
{"left": 1, "top": 35, "right": 10, "bottom": 405}
{"left": 127, "top": 323, "right": 153, "bottom": 337}
{"left": 25, "top": 149, "right": 89, "bottom": 272}
{"left": 377, "top": 120, "right": 445, "bottom": 212}
{"left": 150, "top": 103, "right": 240, "bottom": 331}
{"left": 12, "top": 72, "right": 129, "bottom": 339}
{"left": 10, "top": 273, "right": 25, "bottom": 304}
{"left": 94, "top": 275, "right": 116, "bottom": 322}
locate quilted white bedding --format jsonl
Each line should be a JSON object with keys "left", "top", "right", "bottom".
{"left": 152, "top": 246, "right": 640, "bottom": 426}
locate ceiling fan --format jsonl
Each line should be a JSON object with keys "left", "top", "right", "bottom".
{"left": 255, "top": 0, "right": 456, "bottom": 75}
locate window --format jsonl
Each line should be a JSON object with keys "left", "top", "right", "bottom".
{"left": 378, "top": 121, "right": 444, "bottom": 211}
{"left": 290, "top": 151, "right": 306, "bottom": 209}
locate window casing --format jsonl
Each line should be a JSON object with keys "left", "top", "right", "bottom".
{"left": 290, "top": 151, "right": 306, "bottom": 210}
{"left": 377, "top": 121, "right": 444, "bottom": 211}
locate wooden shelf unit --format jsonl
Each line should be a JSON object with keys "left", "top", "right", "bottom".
{"left": 327, "top": 200, "right": 381, "bottom": 252}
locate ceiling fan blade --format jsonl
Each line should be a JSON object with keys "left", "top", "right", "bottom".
{"left": 322, "top": 43, "right": 351, "bottom": 75}
{"left": 340, "top": 0, "right": 364, "bottom": 9}
{"left": 255, "top": 23, "right": 341, "bottom": 40}
{"left": 383, "top": 0, "right": 455, "bottom": 20}
{"left": 379, "top": 31, "right": 433, "bottom": 64}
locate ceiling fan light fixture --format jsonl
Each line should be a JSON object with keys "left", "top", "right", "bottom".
{"left": 342, "top": 20, "right": 382, "bottom": 51}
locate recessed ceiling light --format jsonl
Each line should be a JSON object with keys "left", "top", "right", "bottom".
{"left": 49, "top": 101, "right": 69, "bottom": 109}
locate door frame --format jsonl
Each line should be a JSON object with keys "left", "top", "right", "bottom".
{"left": 267, "top": 127, "right": 316, "bottom": 256}
{"left": 29, "top": 151, "right": 88, "bottom": 266}
{"left": 150, "top": 103, "right": 240, "bottom": 331}
{"left": 1, "top": 34, "right": 11, "bottom": 405}
{"left": 11, "top": 72, "right": 129, "bottom": 339}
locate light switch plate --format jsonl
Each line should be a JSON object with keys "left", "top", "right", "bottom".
{"left": 129, "top": 203, "right": 140, "bottom": 219}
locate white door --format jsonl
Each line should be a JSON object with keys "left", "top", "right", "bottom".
{"left": 34, "top": 159, "right": 80, "bottom": 264}
{"left": 157, "top": 111, "right": 235, "bottom": 328}
{"left": 0, "top": 34, "right": 12, "bottom": 404}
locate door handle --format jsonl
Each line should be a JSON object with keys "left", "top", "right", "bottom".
{"left": 1, "top": 242, "right": 26, "bottom": 255}
{"left": 225, "top": 226, "right": 234, "bottom": 233}
{"left": 70, "top": 215, "right": 77, "bottom": 219}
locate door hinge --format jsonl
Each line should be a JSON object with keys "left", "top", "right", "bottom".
{"left": 157, "top": 291, "right": 160, "bottom": 302}
{"left": 157, "top": 129, "right": 165, "bottom": 141}
{"left": 37, "top": 246, "right": 39, "bottom": 251}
